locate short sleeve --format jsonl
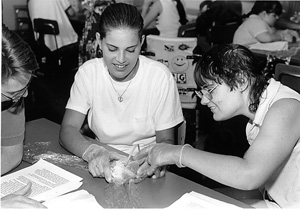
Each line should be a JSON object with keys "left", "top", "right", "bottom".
{"left": 66, "top": 66, "right": 91, "bottom": 114}
{"left": 153, "top": 70, "right": 184, "bottom": 131}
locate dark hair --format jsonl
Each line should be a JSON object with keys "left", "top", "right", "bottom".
{"left": 2, "top": 24, "right": 38, "bottom": 85}
{"left": 99, "top": 3, "right": 144, "bottom": 41}
{"left": 247, "top": 1, "right": 283, "bottom": 17}
{"left": 194, "top": 44, "right": 268, "bottom": 113}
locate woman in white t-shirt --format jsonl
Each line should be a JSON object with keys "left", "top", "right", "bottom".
{"left": 59, "top": 3, "right": 184, "bottom": 183}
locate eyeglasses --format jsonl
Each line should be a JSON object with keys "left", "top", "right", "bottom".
{"left": 1, "top": 77, "right": 33, "bottom": 111}
{"left": 195, "top": 84, "right": 218, "bottom": 101}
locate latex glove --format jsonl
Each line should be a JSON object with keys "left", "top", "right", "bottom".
{"left": 1, "top": 182, "right": 46, "bottom": 208}
{"left": 82, "top": 144, "right": 126, "bottom": 183}
{"left": 133, "top": 143, "right": 182, "bottom": 179}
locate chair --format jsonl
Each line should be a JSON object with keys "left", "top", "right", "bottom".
{"left": 177, "top": 22, "right": 196, "bottom": 37}
{"left": 274, "top": 63, "right": 300, "bottom": 93}
{"left": 145, "top": 35, "right": 201, "bottom": 145}
{"left": 145, "top": 35, "right": 200, "bottom": 109}
{"left": 33, "top": 18, "right": 59, "bottom": 51}
{"left": 208, "top": 20, "right": 241, "bottom": 47}
{"left": 33, "top": 18, "right": 60, "bottom": 72}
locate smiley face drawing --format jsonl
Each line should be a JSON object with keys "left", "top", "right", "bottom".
{"left": 171, "top": 55, "right": 189, "bottom": 73}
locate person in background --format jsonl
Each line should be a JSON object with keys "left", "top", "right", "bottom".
{"left": 134, "top": 43, "right": 300, "bottom": 208}
{"left": 141, "top": 0, "right": 188, "bottom": 38}
{"left": 78, "top": 0, "right": 115, "bottom": 66}
{"left": 59, "top": 3, "right": 184, "bottom": 183}
{"left": 1, "top": 24, "right": 46, "bottom": 208}
{"left": 275, "top": 1, "right": 300, "bottom": 31}
{"left": 233, "top": 0, "right": 300, "bottom": 46}
{"left": 194, "top": 0, "right": 243, "bottom": 55}
{"left": 28, "top": 0, "right": 78, "bottom": 52}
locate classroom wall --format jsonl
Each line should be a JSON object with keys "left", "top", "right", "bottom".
{"left": 2, "top": 0, "right": 27, "bottom": 30}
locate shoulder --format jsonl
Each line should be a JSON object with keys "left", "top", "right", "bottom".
{"left": 140, "top": 55, "right": 173, "bottom": 78}
{"left": 76, "top": 58, "right": 104, "bottom": 79}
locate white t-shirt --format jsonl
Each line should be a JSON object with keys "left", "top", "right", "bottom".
{"left": 66, "top": 55, "right": 184, "bottom": 154}
{"left": 156, "top": 0, "right": 181, "bottom": 38}
{"left": 233, "top": 14, "right": 274, "bottom": 46}
{"left": 28, "top": 0, "right": 78, "bottom": 51}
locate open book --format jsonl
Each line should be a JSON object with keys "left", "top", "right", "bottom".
{"left": 167, "top": 191, "right": 242, "bottom": 209}
{"left": 1, "top": 159, "right": 83, "bottom": 202}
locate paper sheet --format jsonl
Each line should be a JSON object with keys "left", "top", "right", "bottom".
{"left": 1, "top": 159, "right": 82, "bottom": 202}
{"left": 43, "top": 189, "right": 103, "bottom": 209}
{"left": 248, "top": 41, "right": 288, "bottom": 51}
{"left": 167, "top": 191, "right": 242, "bottom": 209}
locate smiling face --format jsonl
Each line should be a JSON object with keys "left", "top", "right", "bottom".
{"left": 171, "top": 55, "right": 189, "bottom": 73}
{"left": 199, "top": 80, "right": 248, "bottom": 121}
{"left": 100, "top": 28, "right": 143, "bottom": 82}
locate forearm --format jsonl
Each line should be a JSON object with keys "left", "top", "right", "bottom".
{"left": 59, "top": 124, "right": 93, "bottom": 158}
{"left": 181, "top": 147, "right": 262, "bottom": 190}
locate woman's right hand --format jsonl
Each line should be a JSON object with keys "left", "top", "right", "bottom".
{"left": 1, "top": 182, "right": 46, "bottom": 208}
{"left": 82, "top": 144, "right": 126, "bottom": 182}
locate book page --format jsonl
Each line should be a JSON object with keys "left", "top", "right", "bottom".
{"left": 1, "top": 159, "right": 83, "bottom": 202}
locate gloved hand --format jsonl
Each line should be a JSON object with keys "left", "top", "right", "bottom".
{"left": 133, "top": 143, "right": 182, "bottom": 180}
{"left": 82, "top": 144, "right": 126, "bottom": 183}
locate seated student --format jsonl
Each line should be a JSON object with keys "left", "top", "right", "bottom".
{"left": 1, "top": 24, "right": 46, "bottom": 208}
{"left": 141, "top": 0, "right": 188, "bottom": 38}
{"left": 275, "top": 1, "right": 300, "bottom": 31}
{"left": 59, "top": 3, "right": 184, "bottom": 183}
{"left": 28, "top": 0, "right": 78, "bottom": 52}
{"left": 78, "top": 0, "right": 115, "bottom": 66}
{"left": 233, "top": 0, "right": 300, "bottom": 46}
{"left": 134, "top": 43, "right": 300, "bottom": 208}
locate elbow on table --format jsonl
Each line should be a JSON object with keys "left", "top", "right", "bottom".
{"left": 1, "top": 147, "right": 23, "bottom": 175}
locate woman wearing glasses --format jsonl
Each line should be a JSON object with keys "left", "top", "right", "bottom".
{"left": 134, "top": 44, "right": 300, "bottom": 208}
{"left": 1, "top": 25, "right": 45, "bottom": 208}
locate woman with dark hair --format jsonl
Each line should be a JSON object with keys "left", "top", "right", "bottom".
{"left": 1, "top": 24, "right": 45, "bottom": 208}
{"left": 233, "top": 0, "right": 299, "bottom": 46}
{"left": 134, "top": 44, "right": 300, "bottom": 208}
{"left": 60, "top": 3, "right": 183, "bottom": 183}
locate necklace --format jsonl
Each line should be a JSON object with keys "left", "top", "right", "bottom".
{"left": 109, "top": 76, "right": 133, "bottom": 102}
{"left": 108, "top": 59, "right": 139, "bottom": 102}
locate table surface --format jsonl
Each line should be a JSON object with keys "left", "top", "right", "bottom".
{"left": 251, "top": 43, "right": 300, "bottom": 66}
{"left": 15, "top": 118, "right": 252, "bottom": 208}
